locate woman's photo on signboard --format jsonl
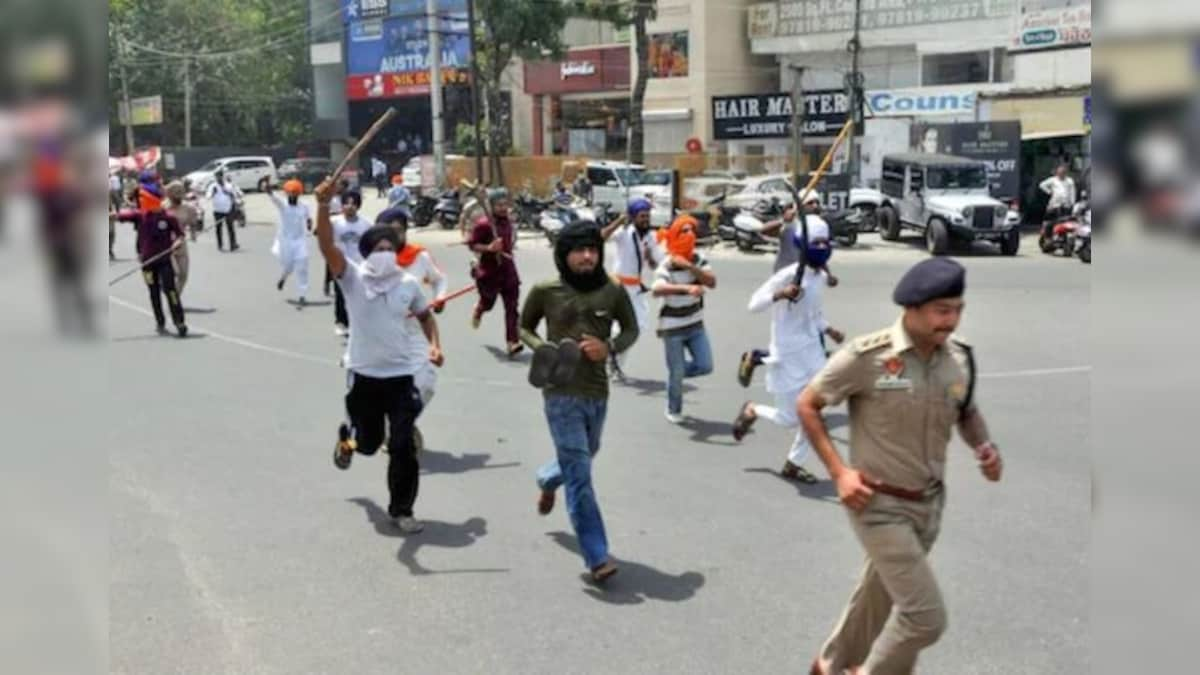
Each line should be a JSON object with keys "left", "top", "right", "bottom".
{"left": 648, "top": 32, "right": 689, "bottom": 78}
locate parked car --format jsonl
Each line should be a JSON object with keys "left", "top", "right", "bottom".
{"left": 682, "top": 177, "right": 747, "bottom": 210}
{"left": 585, "top": 160, "right": 673, "bottom": 226}
{"left": 277, "top": 158, "right": 338, "bottom": 192}
{"left": 875, "top": 153, "right": 1022, "bottom": 256}
{"left": 184, "top": 156, "right": 278, "bottom": 193}
{"left": 401, "top": 154, "right": 466, "bottom": 194}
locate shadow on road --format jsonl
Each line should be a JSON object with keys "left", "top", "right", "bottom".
{"left": 484, "top": 344, "right": 531, "bottom": 365}
{"left": 742, "top": 468, "right": 839, "bottom": 504}
{"left": 546, "top": 531, "right": 705, "bottom": 605}
{"left": 614, "top": 376, "right": 696, "bottom": 398}
{"left": 287, "top": 299, "right": 332, "bottom": 309}
{"left": 110, "top": 332, "right": 211, "bottom": 343}
{"left": 677, "top": 416, "right": 738, "bottom": 446}
{"left": 421, "top": 448, "right": 521, "bottom": 475}
{"left": 346, "top": 498, "right": 506, "bottom": 576}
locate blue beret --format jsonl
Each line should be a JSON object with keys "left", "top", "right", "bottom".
{"left": 375, "top": 207, "right": 409, "bottom": 226}
{"left": 893, "top": 258, "right": 966, "bottom": 306}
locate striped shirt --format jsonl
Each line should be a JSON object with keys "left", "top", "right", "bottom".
{"left": 652, "top": 253, "right": 712, "bottom": 336}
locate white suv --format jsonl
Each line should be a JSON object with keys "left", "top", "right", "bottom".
{"left": 185, "top": 156, "right": 278, "bottom": 192}
{"left": 586, "top": 161, "right": 673, "bottom": 226}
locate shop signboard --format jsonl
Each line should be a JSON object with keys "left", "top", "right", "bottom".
{"left": 1011, "top": 2, "right": 1091, "bottom": 52}
{"left": 347, "top": 9, "right": 470, "bottom": 76}
{"left": 345, "top": 68, "right": 470, "bottom": 100}
{"left": 712, "top": 89, "right": 858, "bottom": 140}
{"left": 748, "top": 0, "right": 1015, "bottom": 39}
{"left": 908, "top": 121, "right": 1022, "bottom": 200}
{"left": 866, "top": 87, "right": 977, "bottom": 117}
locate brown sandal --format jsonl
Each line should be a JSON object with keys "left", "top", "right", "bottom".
{"left": 732, "top": 401, "right": 757, "bottom": 441}
{"left": 591, "top": 560, "right": 619, "bottom": 583}
{"left": 537, "top": 490, "right": 555, "bottom": 516}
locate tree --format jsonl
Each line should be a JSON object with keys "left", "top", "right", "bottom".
{"left": 574, "top": 0, "right": 657, "bottom": 165}
{"left": 472, "top": 0, "right": 575, "bottom": 184}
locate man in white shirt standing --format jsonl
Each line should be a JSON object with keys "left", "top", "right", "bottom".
{"left": 377, "top": 206, "right": 449, "bottom": 451}
{"left": 331, "top": 189, "right": 369, "bottom": 336}
{"left": 266, "top": 179, "right": 313, "bottom": 304}
{"left": 601, "top": 198, "right": 664, "bottom": 379}
{"left": 731, "top": 219, "right": 845, "bottom": 483}
{"left": 206, "top": 169, "right": 242, "bottom": 252}
{"left": 371, "top": 155, "right": 388, "bottom": 198}
{"left": 652, "top": 215, "right": 717, "bottom": 424}
{"left": 315, "top": 177, "right": 443, "bottom": 534}
{"left": 1039, "top": 163, "right": 1077, "bottom": 224}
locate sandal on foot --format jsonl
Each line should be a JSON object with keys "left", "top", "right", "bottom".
{"left": 507, "top": 342, "right": 525, "bottom": 357}
{"left": 333, "top": 423, "right": 357, "bottom": 470}
{"left": 590, "top": 560, "right": 619, "bottom": 584}
{"left": 732, "top": 401, "right": 757, "bottom": 441}
{"left": 737, "top": 351, "right": 757, "bottom": 388}
{"left": 549, "top": 339, "right": 582, "bottom": 387}
{"left": 781, "top": 461, "right": 819, "bottom": 484}
{"left": 537, "top": 490, "right": 555, "bottom": 516}
{"left": 529, "top": 344, "right": 560, "bottom": 388}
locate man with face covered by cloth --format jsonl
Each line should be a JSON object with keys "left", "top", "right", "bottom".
{"left": 519, "top": 221, "right": 639, "bottom": 583}
{"left": 800, "top": 258, "right": 1003, "bottom": 675}
{"left": 731, "top": 219, "right": 846, "bottom": 483}
{"left": 601, "top": 197, "right": 664, "bottom": 379}
{"left": 314, "top": 178, "right": 443, "bottom": 535}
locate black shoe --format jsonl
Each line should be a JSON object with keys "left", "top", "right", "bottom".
{"left": 155, "top": 324, "right": 169, "bottom": 336}
{"left": 230, "top": 244, "right": 240, "bottom": 252}
{"left": 529, "top": 344, "right": 559, "bottom": 388}
{"left": 277, "top": 277, "right": 285, "bottom": 291}
{"left": 333, "top": 423, "right": 356, "bottom": 470}
{"left": 737, "top": 351, "right": 758, "bottom": 388}
{"left": 175, "top": 324, "right": 188, "bottom": 338}
{"left": 549, "top": 339, "right": 582, "bottom": 387}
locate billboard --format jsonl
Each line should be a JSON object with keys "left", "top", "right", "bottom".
{"left": 1010, "top": 2, "right": 1091, "bottom": 52}
{"left": 347, "top": 11, "right": 470, "bottom": 76}
{"left": 749, "top": 0, "right": 1016, "bottom": 39}
{"left": 712, "top": 89, "right": 857, "bottom": 140}
{"left": 909, "top": 121, "right": 1022, "bottom": 200}
{"left": 118, "top": 96, "right": 163, "bottom": 126}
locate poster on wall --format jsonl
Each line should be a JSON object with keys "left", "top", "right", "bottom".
{"left": 347, "top": 11, "right": 470, "bottom": 76}
{"left": 648, "top": 32, "right": 689, "bottom": 78}
{"left": 908, "top": 121, "right": 1022, "bottom": 200}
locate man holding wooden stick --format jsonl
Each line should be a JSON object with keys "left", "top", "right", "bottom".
{"left": 466, "top": 185, "right": 523, "bottom": 356}
{"left": 114, "top": 175, "right": 188, "bottom": 338}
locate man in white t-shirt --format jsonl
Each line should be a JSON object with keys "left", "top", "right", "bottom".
{"left": 1039, "top": 163, "right": 1077, "bottom": 224}
{"left": 377, "top": 206, "right": 449, "bottom": 451}
{"left": 206, "top": 170, "right": 243, "bottom": 252}
{"left": 601, "top": 197, "right": 664, "bottom": 378}
{"left": 330, "top": 189, "right": 369, "bottom": 336}
{"left": 266, "top": 179, "right": 313, "bottom": 304}
{"left": 315, "top": 177, "right": 443, "bottom": 535}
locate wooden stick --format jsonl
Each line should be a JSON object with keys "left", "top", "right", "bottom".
{"left": 794, "top": 120, "right": 855, "bottom": 203}
{"left": 409, "top": 284, "right": 476, "bottom": 317}
{"left": 332, "top": 107, "right": 398, "bottom": 183}
{"left": 108, "top": 239, "right": 183, "bottom": 287}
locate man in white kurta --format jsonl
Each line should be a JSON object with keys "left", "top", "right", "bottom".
{"left": 731, "top": 220, "right": 844, "bottom": 483}
{"left": 267, "top": 180, "right": 313, "bottom": 303}
{"left": 602, "top": 198, "right": 664, "bottom": 377}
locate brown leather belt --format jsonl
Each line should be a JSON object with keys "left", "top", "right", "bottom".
{"left": 863, "top": 477, "right": 944, "bottom": 502}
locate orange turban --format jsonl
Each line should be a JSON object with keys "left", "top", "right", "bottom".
{"left": 663, "top": 214, "right": 698, "bottom": 261}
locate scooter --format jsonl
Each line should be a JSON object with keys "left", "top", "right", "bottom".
{"left": 538, "top": 198, "right": 595, "bottom": 246}
{"left": 514, "top": 191, "right": 551, "bottom": 231}
{"left": 1073, "top": 207, "right": 1091, "bottom": 264}
{"left": 729, "top": 197, "right": 784, "bottom": 252}
{"left": 824, "top": 208, "right": 865, "bottom": 247}
{"left": 433, "top": 189, "right": 462, "bottom": 229}
{"left": 686, "top": 193, "right": 738, "bottom": 246}
{"left": 412, "top": 194, "right": 437, "bottom": 227}
{"left": 1039, "top": 200, "right": 1087, "bottom": 257}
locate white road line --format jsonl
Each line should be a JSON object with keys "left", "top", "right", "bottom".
{"left": 110, "top": 296, "right": 1092, "bottom": 383}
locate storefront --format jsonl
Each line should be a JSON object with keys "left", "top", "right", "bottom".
{"left": 523, "top": 47, "right": 631, "bottom": 156}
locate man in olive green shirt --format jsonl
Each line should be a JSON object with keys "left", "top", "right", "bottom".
{"left": 520, "top": 220, "right": 638, "bottom": 583}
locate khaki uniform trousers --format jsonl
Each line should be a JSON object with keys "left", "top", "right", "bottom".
{"left": 820, "top": 491, "right": 947, "bottom": 675}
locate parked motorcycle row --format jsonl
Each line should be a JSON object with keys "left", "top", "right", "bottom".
{"left": 1038, "top": 197, "right": 1092, "bottom": 264}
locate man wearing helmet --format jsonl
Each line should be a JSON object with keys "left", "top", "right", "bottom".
{"left": 601, "top": 197, "right": 664, "bottom": 378}
{"left": 266, "top": 179, "right": 314, "bottom": 304}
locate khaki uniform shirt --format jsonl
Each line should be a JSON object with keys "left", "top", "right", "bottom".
{"left": 809, "top": 318, "right": 975, "bottom": 490}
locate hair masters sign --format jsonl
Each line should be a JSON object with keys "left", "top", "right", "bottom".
{"left": 712, "top": 90, "right": 857, "bottom": 140}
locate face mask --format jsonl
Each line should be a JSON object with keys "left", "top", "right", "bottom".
{"left": 365, "top": 250, "right": 398, "bottom": 275}
{"left": 806, "top": 244, "right": 832, "bottom": 268}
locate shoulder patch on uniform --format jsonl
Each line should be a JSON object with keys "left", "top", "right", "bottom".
{"left": 852, "top": 329, "right": 892, "bottom": 354}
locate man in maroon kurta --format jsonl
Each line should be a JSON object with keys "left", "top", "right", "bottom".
{"left": 468, "top": 197, "right": 522, "bottom": 356}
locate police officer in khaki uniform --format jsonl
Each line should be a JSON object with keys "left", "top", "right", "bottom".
{"left": 798, "top": 258, "right": 1003, "bottom": 675}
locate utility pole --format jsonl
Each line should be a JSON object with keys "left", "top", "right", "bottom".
{"left": 183, "top": 56, "right": 193, "bottom": 148}
{"left": 466, "top": 0, "right": 484, "bottom": 183}
{"left": 845, "top": 0, "right": 864, "bottom": 187}
{"left": 789, "top": 64, "right": 806, "bottom": 194}
{"left": 117, "top": 35, "right": 136, "bottom": 156}
{"left": 427, "top": 0, "right": 446, "bottom": 188}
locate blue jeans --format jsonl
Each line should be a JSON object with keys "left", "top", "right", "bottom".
{"left": 536, "top": 395, "right": 609, "bottom": 570}
{"left": 662, "top": 323, "right": 714, "bottom": 415}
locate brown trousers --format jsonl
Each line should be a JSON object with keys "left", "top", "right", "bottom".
{"left": 820, "top": 492, "right": 947, "bottom": 675}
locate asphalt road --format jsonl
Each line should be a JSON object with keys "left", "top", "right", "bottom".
{"left": 109, "top": 193, "right": 1089, "bottom": 674}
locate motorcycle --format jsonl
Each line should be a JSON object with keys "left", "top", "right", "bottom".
{"left": 1038, "top": 200, "right": 1087, "bottom": 257}
{"left": 514, "top": 191, "right": 551, "bottom": 231}
{"left": 433, "top": 189, "right": 462, "bottom": 229}
{"left": 727, "top": 197, "right": 784, "bottom": 252}
{"left": 412, "top": 194, "right": 438, "bottom": 228}
{"left": 1073, "top": 207, "right": 1091, "bottom": 264}
{"left": 686, "top": 194, "right": 738, "bottom": 246}
{"left": 824, "top": 208, "right": 865, "bottom": 247}
{"left": 538, "top": 198, "right": 596, "bottom": 247}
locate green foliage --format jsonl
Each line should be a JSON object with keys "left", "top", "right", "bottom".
{"left": 108, "top": 0, "right": 313, "bottom": 150}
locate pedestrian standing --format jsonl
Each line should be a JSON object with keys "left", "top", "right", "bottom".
{"left": 379, "top": 206, "right": 449, "bottom": 451}
{"left": 1039, "top": 162, "right": 1077, "bottom": 225}
{"left": 800, "top": 258, "right": 1003, "bottom": 675}
{"left": 206, "top": 170, "right": 242, "bottom": 252}
{"left": 115, "top": 178, "right": 188, "bottom": 337}
{"left": 372, "top": 156, "right": 388, "bottom": 198}
{"left": 651, "top": 215, "right": 716, "bottom": 424}
{"left": 601, "top": 197, "right": 664, "bottom": 379}
{"left": 266, "top": 179, "right": 313, "bottom": 304}
{"left": 331, "top": 189, "right": 369, "bottom": 337}
{"left": 164, "top": 180, "right": 199, "bottom": 295}
{"left": 468, "top": 191, "right": 522, "bottom": 356}
{"left": 315, "top": 178, "right": 443, "bottom": 535}
{"left": 731, "top": 220, "right": 844, "bottom": 483}
{"left": 521, "top": 221, "right": 639, "bottom": 583}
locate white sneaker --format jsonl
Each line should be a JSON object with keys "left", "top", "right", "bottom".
{"left": 394, "top": 516, "right": 424, "bottom": 534}
{"left": 334, "top": 323, "right": 349, "bottom": 337}
{"left": 664, "top": 410, "right": 685, "bottom": 425}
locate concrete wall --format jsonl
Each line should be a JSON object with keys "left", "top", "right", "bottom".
{"left": 1012, "top": 46, "right": 1092, "bottom": 89}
